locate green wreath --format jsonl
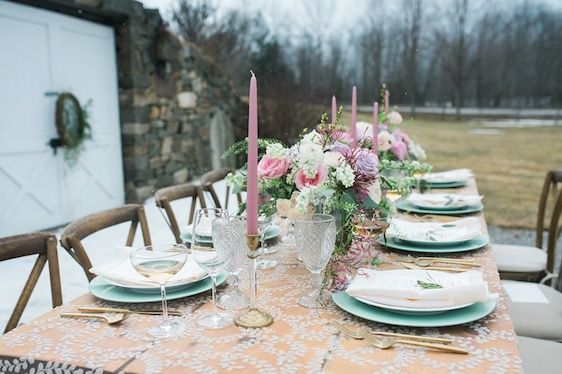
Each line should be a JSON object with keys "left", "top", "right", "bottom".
{"left": 55, "top": 93, "right": 92, "bottom": 162}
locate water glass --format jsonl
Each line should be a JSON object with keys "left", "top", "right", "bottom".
{"left": 216, "top": 216, "right": 250, "bottom": 310}
{"left": 295, "top": 214, "right": 336, "bottom": 308}
{"left": 130, "top": 244, "right": 188, "bottom": 337}
{"left": 191, "top": 208, "right": 233, "bottom": 329}
{"left": 257, "top": 215, "right": 278, "bottom": 270}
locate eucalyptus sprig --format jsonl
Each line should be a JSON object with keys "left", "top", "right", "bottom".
{"left": 221, "top": 137, "right": 285, "bottom": 160}
{"left": 417, "top": 280, "right": 444, "bottom": 289}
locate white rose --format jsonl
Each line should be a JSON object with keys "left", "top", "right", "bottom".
{"left": 377, "top": 131, "right": 393, "bottom": 151}
{"left": 355, "top": 121, "right": 373, "bottom": 139}
{"left": 323, "top": 151, "right": 344, "bottom": 167}
{"left": 408, "top": 142, "right": 426, "bottom": 161}
{"left": 367, "top": 180, "right": 382, "bottom": 204}
{"left": 299, "top": 142, "right": 324, "bottom": 165}
{"left": 387, "top": 111, "right": 403, "bottom": 125}
{"left": 301, "top": 130, "right": 322, "bottom": 145}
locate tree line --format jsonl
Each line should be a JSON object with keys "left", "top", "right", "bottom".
{"left": 170, "top": 0, "right": 562, "bottom": 138}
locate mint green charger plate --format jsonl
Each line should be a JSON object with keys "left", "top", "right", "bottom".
{"left": 89, "top": 271, "right": 227, "bottom": 303}
{"left": 378, "top": 235, "right": 489, "bottom": 253}
{"left": 181, "top": 224, "right": 282, "bottom": 244}
{"left": 332, "top": 292, "right": 496, "bottom": 327}
{"left": 396, "top": 200, "right": 484, "bottom": 215}
{"left": 424, "top": 181, "right": 467, "bottom": 189}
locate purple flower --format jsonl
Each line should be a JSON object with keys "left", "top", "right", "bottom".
{"left": 353, "top": 149, "right": 378, "bottom": 177}
{"left": 391, "top": 137, "right": 408, "bottom": 160}
{"left": 329, "top": 141, "right": 351, "bottom": 156}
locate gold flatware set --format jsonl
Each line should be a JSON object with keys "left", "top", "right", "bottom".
{"left": 398, "top": 255, "right": 480, "bottom": 272}
{"left": 330, "top": 321, "right": 468, "bottom": 354}
{"left": 60, "top": 306, "right": 182, "bottom": 325}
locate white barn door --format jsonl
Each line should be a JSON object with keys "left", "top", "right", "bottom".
{"left": 0, "top": 2, "right": 124, "bottom": 236}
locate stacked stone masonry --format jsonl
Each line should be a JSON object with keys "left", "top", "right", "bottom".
{"left": 19, "top": 0, "right": 244, "bottom": 202}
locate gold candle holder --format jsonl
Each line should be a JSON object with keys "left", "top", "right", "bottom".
{"left": 234, "top": 234, "right": 273, "bottom": 328}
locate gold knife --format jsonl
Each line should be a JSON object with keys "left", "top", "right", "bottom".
{"left": 401, "top": 262, "right": 468, "bottom": 272}
{"left": 78, "top": 306, "right": 182, "bottom": 316}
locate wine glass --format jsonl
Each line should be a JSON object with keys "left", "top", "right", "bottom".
{"left": 257, "top": 215, "right": 278, "bottom": 270}
{"left": 191, "top": 208, "right": 233, "bottom": 329}
{"left": 130, "top": 244, "right": 188, "bottom": 337}
{"left": 294, "top": 214, "right": 336, "bottom": 308}
{"left": 216, "top": 216, "right": 250, "bottom": 310}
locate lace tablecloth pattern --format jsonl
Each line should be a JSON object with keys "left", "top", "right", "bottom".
{"left": 0, "top": 179, "right": 522, "bottom": 373}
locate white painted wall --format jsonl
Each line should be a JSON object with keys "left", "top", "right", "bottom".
{"left": 0, "top": 2, "right": 124, "bottom": 236}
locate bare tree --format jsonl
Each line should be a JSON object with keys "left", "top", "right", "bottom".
{"left": 401, "top": 0, "right": 423, "bottom": 116}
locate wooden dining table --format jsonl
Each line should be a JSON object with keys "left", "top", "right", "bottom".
{"left": 0, "top": 179, "right": 522, "bottom": 373}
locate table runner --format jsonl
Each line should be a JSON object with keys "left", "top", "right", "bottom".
{"left": 0, "top": 179, "right": 522, "bottom": 373}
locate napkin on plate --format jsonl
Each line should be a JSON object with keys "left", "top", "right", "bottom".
{"left": 423, "top": 168, "right": 473, "bottom": 184}
{"left": 90, "top": 246, "right": 207, "bottom": 287}
{"left": 386, "top": 217, "right": 483, "bottom": 243}
{"left": 346, "top": 268, "right": 496, "bottom": 308}
{"left": 406, "top": 192, "right": 483, "bottom": 209}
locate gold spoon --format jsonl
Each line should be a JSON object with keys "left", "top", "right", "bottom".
{"left": 60, "top": 312, "right": 128, "bottom": 325}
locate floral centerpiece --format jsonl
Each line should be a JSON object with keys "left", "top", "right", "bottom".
{"left": 224, "top": 108, "right": 431, "bottom": 289}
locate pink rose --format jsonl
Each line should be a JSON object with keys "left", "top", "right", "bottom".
{"left": 395, "top": 129, "right": 410, "bottom": 144}
{"left": 391, "top": 139, "right": 408, "bottom": 160}
{"left": 257, "top": 156, "right": 290, "bottom": 179}
{"left": 295, "top": 164, "right": 328, "bottom": 190}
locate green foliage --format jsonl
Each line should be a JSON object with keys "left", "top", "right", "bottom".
{"left": 221, "top": 137, "right": 285, "bottom": 161}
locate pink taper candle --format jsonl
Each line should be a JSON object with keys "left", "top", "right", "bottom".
{"left": 331, "top": 96, "right": 337, "bottom": 124}
{"left": 384, "top": 89, "right": 390, "bottom": 114}
{"left": 351, "top": 86, "right": 357, "bottom": 146}
{"left": 372, "top": 102, "right": 379, "bottom": 154}
{"left": 246, "top": 72, "right": 258, "bottom": 235}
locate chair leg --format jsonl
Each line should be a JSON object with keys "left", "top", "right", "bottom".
{"left": 138, "top": 207, "right": 152, "bottom": 246}
{"left": 46, "top": 236, "right": 63, "bottom": 308}
{"left": 5, "top": 254, "right": 47, "bottom": 333}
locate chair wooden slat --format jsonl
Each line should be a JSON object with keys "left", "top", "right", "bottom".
{"left": 0, "top": 232, "right": 62, "bottom": 333}
{"left": 200, "top": 168, "right": 242, "bottom": 209}
{"left": 154, "top": 183, "right": 205, "bottom": 244}
{"left": 60, "top": 204, "right": 151, "bottom": 282}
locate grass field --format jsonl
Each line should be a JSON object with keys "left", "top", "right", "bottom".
{"left": 343, "top": 112, "right": 562, "bottom": 228}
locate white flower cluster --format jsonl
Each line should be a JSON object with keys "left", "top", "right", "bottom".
{"left": 387, "top": 111, "right": 403, "bottom": 125}
{"left": 335, "top": 164, "right": 355, "bottom": 188}
{"left": 295, "top": 186, "right": 334, "bottom": 213}
{"left": 408, "top": 142, "right": 426, "bottom": 161}
{"left": 301, "top": 129, "right": 322, "bottom": 144}
{"left": 265, "top": 143, "right": 288, "bottom": 159}
{"left": 299, "top": 142, "right": 324, "bottom": 178}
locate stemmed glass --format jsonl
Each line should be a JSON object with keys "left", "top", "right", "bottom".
{"left": 130, "top": 244, "right": 188, "bottom": 337}
{"left": 191, "top": 208, "right": 233, "bottom": 329}
{"left": 257, "top": 215, "right": 278, "bottom": 270}
{"left": 216, "top": 216, "right": 250, "bottom": 310}
{"left": 295, "top": 214, "right": 336, "bottom": 308}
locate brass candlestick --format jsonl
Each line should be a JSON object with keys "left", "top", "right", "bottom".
{"left": 234, "top": 234, "right": 273, "bottom": 328}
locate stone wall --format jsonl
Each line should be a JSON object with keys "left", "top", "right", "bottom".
{"left": 18, "top": 0, "right": 245, "bottom": 202}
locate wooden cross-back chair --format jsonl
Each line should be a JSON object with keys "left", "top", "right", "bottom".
{"left": 60, "top": 204, "right": 151, "bottom": 282}
{"left": 200, "top": 168, "right": 242, "bottom": 209}
{"left": 494, "top": 169, "right": 562, "bottom": 282}
{"left": 0, "top": 232, "right": 62, "bottom": 333}
{"left": 537, "top": 169, "right": 562, "bottom": 273}
{"left": 155, "top": 182, "right": 206, "bottom": 244}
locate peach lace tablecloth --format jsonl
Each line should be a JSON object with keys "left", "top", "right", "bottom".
{"left": 0, "top": 179, "right": 522, "bottom": 373}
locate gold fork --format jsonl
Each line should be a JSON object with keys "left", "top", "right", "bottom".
{"left": 361, "top": 329, "right": 468, "bottom": 354}
{"left": 330, "top": 321, "right": 452, "bottom": 344}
